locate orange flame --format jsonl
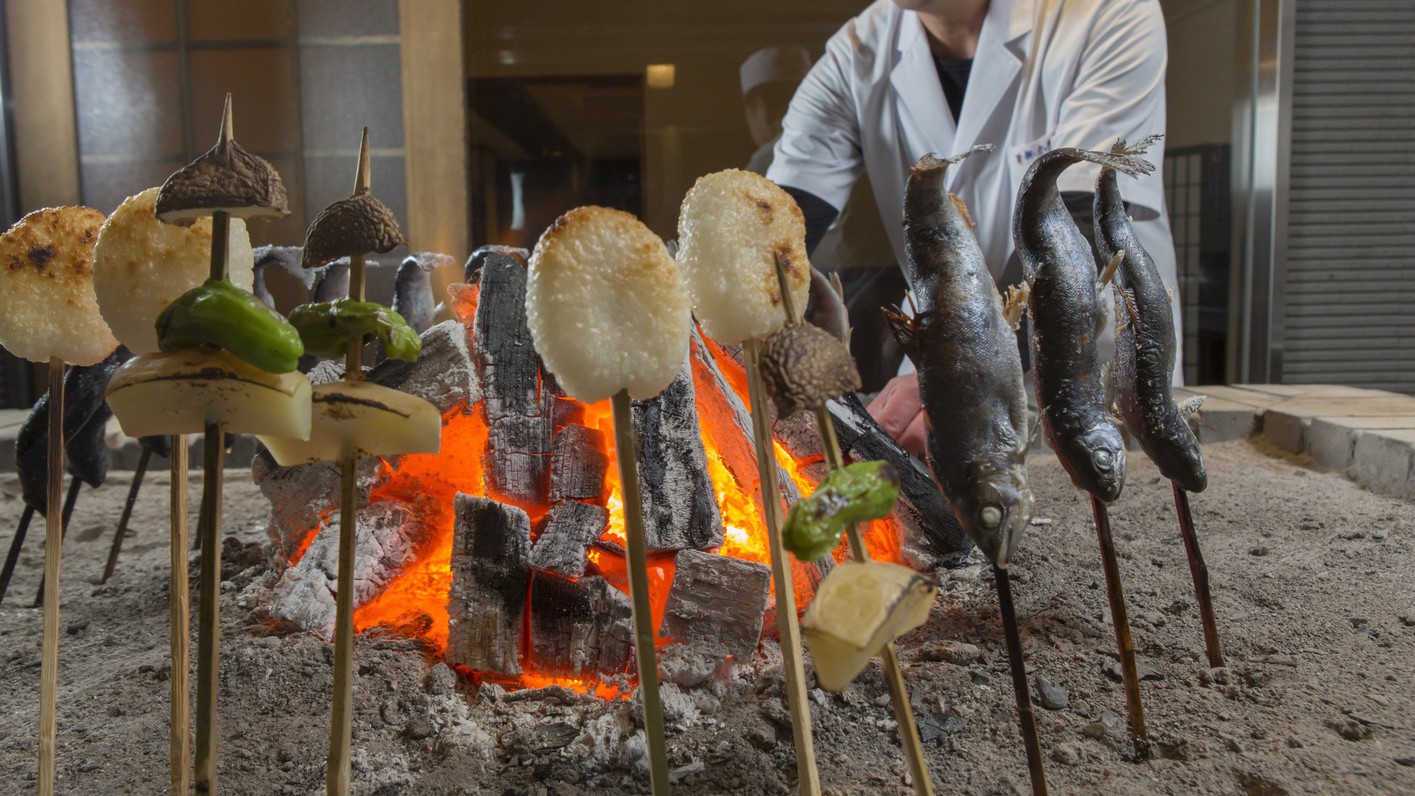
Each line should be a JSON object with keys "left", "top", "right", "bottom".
{"left": 302, "top": 333, "right": 904, "bottom": 696}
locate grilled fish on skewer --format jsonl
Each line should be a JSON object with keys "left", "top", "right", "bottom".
{"left": 1094, "top": 137, "right": 1205, "bottom": 494}
{"left": 889, "top": 147, "right": 1032, "bottom": 568}
{"left": 1013, "top": 146, "right": 1152, "bottom": 502}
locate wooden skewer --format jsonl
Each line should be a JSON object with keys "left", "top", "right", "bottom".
{"left": 327, "top": 129, "right": 372, "bottom": 796}
{"left": 610, "top": 389, "right": 671, "bottom": 796}
{"left": 36, "top": 357, "right": 65, "bottom": 796}
{"left": 1171, "top": 482, "right": 1224, "bottom": 668}
{"left": 3, "top": 466, "right": 82, "bottom": 607}
{"left": 194, "top": 202, "right": 231, "bottom": 794}
{"left": 0, "top": 505, "right": 35, "bottom": 605}
{"left": 194, "top": 420, "right": 225, "bottom": 793}
{"left": 169, "top": 435, "right": 191, "bottom": 796}
{"left": 813, "top": 409, "right": 933, "bottom": 795}
{"left": 742, "top": 338, "right": 820, "bottom": 796}
{"left": 1089, "top": 496, "right": 1148, "bottom": 745}
{"left": 32, "top": 475, "right": 83, "bottom": 607}
{"left": 774, "top": 260, "right": 929, "bottom": 793}
{"left": 994, "top": 565, "right": 1048, "bottom": 796}
{"left": 101, "top": 445, "right": 154, "bottom": 583}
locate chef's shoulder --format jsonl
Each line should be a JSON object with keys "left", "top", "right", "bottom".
{"left": 1065, "top": 0, "right": 1167, "bottom": 57}
{"left": 826, "top": 0, "right": 898, "bottom": 70}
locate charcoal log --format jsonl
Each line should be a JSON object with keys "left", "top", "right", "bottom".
{"left": 473, "top": 247, "right": 552, "bottom": 505}
{"left": 528, "top": 573, "right": 633, "bottom": 678}
{"left": 446, "top": 494, "right": 532, "bottom": 676}
{"left": 828, "top": 392, "right": 972, "bottom": 568}
{"left": 549, "top": 424, "right": 605, "bottom": 503}
{"left": 633, "top": 361, "right": 723, "bottom": 551}
{"left": 369, "top": 319, "right": 480, "bottom": 414}
{"left": 268, "top": 500, "right": 423, "bottom": 638}
{"left": 529, "top": 501, "right": 608, "bottom": 578}
{"left": 658, "top": 549, "right": 771, "bottom": 687}
{"left": 252, "top": 450, "right": 383, "bottom": 563}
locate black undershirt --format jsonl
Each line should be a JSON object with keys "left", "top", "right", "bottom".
{"left": 934, "top": 56, "right": 972, "bottom": 124}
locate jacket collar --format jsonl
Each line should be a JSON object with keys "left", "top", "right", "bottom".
{"left": 890, "top": 0, "right": 1033, "bottom": 185}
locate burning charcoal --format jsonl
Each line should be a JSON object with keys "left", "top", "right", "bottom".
{"left": 446, "top": 494, "right": 532, "bottom": 677}
{"left": 369, "top": 319, "right": 480, "bottom": 413}
{"left": 657, "top": 549, "right": 771, "bottom": 687}
{"left": 463, "top": 244, "right": 528, "bottom": 284}
{"left": 473, "top": 247, "right": 552, "bottom": 505}
{"left": 268, "top": 501, "right": 423, "bottom": 638}
{"left": 529, "top": 501, "right": 609, "bottom": 578}
{"left": 252, "top": 449, "right": 383, "bottom": 562}
{"left": 828, "top": 392, "right": 973, "bottom": 568}
{"left": 633, "top": 362, "right": 723, "bottom": 551}
{"left": 528, "top": 573, "right": 633, "bottom": 678}
{"left": 549, "top": 424, "right": 606, "bottom": 503}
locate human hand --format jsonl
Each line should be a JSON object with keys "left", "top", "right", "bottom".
{"left": 866, "top": 372, "right": 927, "bottom": 458}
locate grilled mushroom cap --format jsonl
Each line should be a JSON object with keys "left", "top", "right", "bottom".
{"left": 155, "top": 97, "right": 289, "bottom": 224}
{"left": 759, "top": 322, "right": 862, "bottom": 417}
{"left": 299, "top": 190, "right": 404, "bottom": 270}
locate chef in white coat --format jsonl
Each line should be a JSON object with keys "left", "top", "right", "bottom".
{"left": 767, "top": 0, "right": 1180, "bottom": 456}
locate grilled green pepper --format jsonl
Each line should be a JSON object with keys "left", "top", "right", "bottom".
{"left": 289, "top": 298, "right": 421, "bottom": 363}
{"left": 784, "top": 460, "right": 901, "bottom": 562}
{"left": 156, "top": 277, "right": 304, "bottom": 373}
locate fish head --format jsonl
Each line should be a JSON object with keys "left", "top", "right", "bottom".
{"left": 957, "top": 453, "right": 1035, "bottom": 569}
{"left": 1072, "top": 422, "right": 1127, "bottom": 502}
{"left": 1168, "top": 445, "right": 1208, "bottom": 493}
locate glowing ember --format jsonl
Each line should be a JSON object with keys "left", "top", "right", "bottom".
{"left": 300, "top": 332, "right": 902, "bottom": 695}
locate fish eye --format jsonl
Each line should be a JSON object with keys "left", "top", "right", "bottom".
{"left": 1092, "top": 449, "right": 1113, "bottom": 471}
{"left": 980, "top": 506, "right": 1002, "bottom": 528}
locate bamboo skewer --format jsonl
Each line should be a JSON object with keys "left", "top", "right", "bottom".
{"left": 32, "top": 476, "right": 83, "bottom": 607}
{"left": 170, "top": 435, "right": 191, "bottom": 796}
{"left": 742, "top": 338, "right": 821, "bottom": 796}
{"left": 609, "top": 389, "right": 672, "bottom": 796}
{"left": 1172, "top": 483, "right": 1223, "bottom": 668}
{"left": 995, "top": 565, "right": 1048, "bottom": 796}
{"left": 194, "top": 204, "right": 231, "bottom": 795}
{"left": 37, "top": 357, "right": 65, "bottom": 796}
{"left": 194, "top": 419, "right": 225, "bottom": 793}
{"left": 1090, "top": 496, "right": 1148, "bottom": 745}
{"left": 101, "top": 445, "right": 153, "bottom": 583}
{"left": 0, "top": 506, "right": 35, "bottom": 605}
{"left": 773, "top": 264, "right": 930, "bottom": 795}
{"left": 327, "top": 131, "right": 372, "bottom": 796}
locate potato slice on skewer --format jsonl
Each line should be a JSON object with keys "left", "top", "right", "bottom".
{"left": 676, "top": 169, "right": 811, "bottom": 344}
{"left": 105, "top": 348, "right": 311, "bottom": 440}
{"left": 259, "top": 381, "right": 439, "bottom": 465}
{"left": 93, "top": 187, "right": 255, "bottom": 354}
{"left": 803, "top": 560, "right": 937, "bottom": 693}
{"left": 0, "top": 207, "right": 117, "bottom": 366}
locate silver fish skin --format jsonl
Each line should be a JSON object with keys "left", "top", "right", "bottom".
{"left": 393, "top": 256, "right": 436, "bottom": 334}
{"left": 903, "top": 149, "right": 1033, "bottom": 568}
{"left": 1013, "top": 146, "right": 1149, "bottom": 502}
{"left": 1094, "top": 138, "right": 1206, "bottom": 493}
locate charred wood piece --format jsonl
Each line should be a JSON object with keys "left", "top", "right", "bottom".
{"left": 267, "top": 501, "right": 423, "bottom": 639}
{"left": 473, "top": 247, "right": 552, "bottom": 505}
{"left": 529, "top": 501, "right": 608, "bottom": 578}
{"left": 632, "top": 361, "right": 723, "bottom": 551}
{"left": 369, "top": 319, "right": 480, "bottom": 414}
{"left": 828, "top": 392, "right": 973, "bottom": 568}
{"left": 528, "top": 573, "right": 633, "bottom": 678}
{"left": 658, "top": 549, "right": 772, "bottom": 687}
{"left": 549, "top": 425, "right": 605, "bottom": 503}
{"left": 446, "top": 494, "right": 532, "bottom": 677}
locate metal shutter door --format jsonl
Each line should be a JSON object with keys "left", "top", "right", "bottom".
{"left": 1282, "top": 0, "right": 1415, "bottom": 393}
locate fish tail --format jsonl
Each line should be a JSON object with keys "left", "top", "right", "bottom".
{"left": 1109, "top": 134, "right": 1164, "bottom": 158}
{"left": 914, "top": 144, "right": 994, "bottom": 173}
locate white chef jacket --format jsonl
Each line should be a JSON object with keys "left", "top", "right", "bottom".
{"left": 767, "top": 0, "right": 1182, "bottom": 376}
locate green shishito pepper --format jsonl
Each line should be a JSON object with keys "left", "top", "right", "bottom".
{"left": 288, "top": 298, "right": 421, "bottom": 363}
{"left": 784, "top": 460, "right": 901, "bottom": 562}
{"left": 156, "top": 277, "right": 304, "bottom": 373}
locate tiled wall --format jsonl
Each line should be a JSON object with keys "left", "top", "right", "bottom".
{"left": 68, "top": 0, "right": 405, "bottom": 248}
